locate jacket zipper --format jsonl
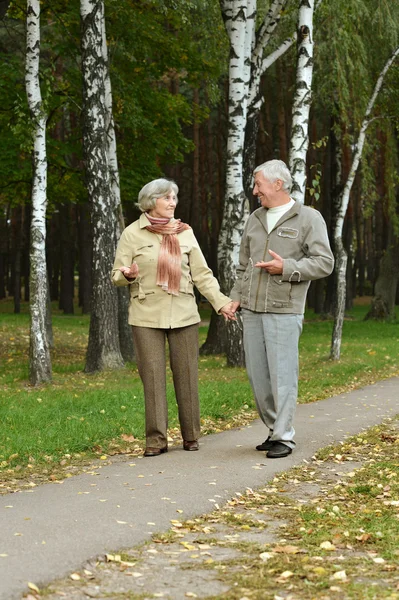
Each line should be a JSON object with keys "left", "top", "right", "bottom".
{"left": 254, "top": 237, "right": 269, "bottom": 310}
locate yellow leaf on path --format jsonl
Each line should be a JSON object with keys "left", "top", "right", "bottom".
{"left": 106, "top": 554, "right": 121, "bottom": 563}
{"left": 278, "top": 570, "right": 294, "bottom": 580}
{"left": 332, "top": 570, "right": 347, "bottom": 581}
{"left": 320, "top": 541, "right": 336, "bottom": 550}
{"left": 259, "top": 552, "right": 273, "bottom": 562}
{"left": 28, "top": 582, "right": 40, "bottom": 593}
{"left": 273, "top": 545, "right": 302, "bottom": 554}
{"left": 70, "top": 573, "right": 81, "bottom": 581}
{"left": 132, "top": 572, "right": 143, "bottom": 578}
{"left": 185, "top": 592, "right": 198, "bottom": 597}
{"left": 180, "top": 542, "right": 196, "bottom": 551}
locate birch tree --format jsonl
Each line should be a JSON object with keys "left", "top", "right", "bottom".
{"left": 216, "top": 0, "right": 297, "bottom": 365}
{"left": 80, "top": 0, "right": 123, "bottom": 372}
{"left": 288, "top": 0, "right": 315, "bottom": 202}
{"left": 330, "top": 45, "right": 399, "bottom": 360}
{"left": 26, "top": 0, "right": 52, "bottom": 385}
{"left": 217, "top": 0, "right": 256, "bottom": 365}
{"left": 100, "top": 7, "right": 134, "bottom": 363}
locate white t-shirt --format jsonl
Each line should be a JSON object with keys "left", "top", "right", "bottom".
{"left": 266, "top": 199, "right": 295, "bottom": 232}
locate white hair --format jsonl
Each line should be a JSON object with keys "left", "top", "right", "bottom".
{"left": 253, "top": 160, "right": 292, "bottom": 192}
{"left": 137, "top": 178, "right": 179, "bottom": 212}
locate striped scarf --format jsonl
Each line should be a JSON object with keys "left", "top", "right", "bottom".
{"left": 145, "top": 214, "right": 191, "bottom": 295}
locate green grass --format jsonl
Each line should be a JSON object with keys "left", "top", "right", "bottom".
{"left": 0, "top": 297, "right": 399, "bottom": 481}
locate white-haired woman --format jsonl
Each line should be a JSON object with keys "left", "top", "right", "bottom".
{"left": 112, "top": 178, "right": 235, "bottom": 457}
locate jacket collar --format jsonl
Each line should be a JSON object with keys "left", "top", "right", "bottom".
{"left": 253, "top": 200, "right": 301, "bottom": 233}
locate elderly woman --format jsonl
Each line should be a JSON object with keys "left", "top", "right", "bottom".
{"left": 112, "top": 178, "right": 235, "bottom": 457}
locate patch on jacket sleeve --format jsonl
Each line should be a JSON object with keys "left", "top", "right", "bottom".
{"left": 277, "top": 227, "right": 299, "bottom": 239}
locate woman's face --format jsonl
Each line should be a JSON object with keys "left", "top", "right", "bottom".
{"left": 148, "top": 190, "right": 177, "bottom": 219}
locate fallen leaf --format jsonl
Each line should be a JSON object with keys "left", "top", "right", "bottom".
{"left": 28, "top": 582, "right": 40, "bottom": 593}
{"left": 320, "top": 541, "right": 336, "bottom": 550}
{"left": 273, "top": 545, "right": 302, "bottom": 554}
{"left": 332, "top": 570, "right": 347, "bottom": 581}
{"left": 70, "top": 573, "right": 81, "bottom": 581}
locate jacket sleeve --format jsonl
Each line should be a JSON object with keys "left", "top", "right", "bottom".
{"left": 188, "top": 233, "right": 231, "bottom": 313}
{"left": 229, "top": 218, "right": 251, "bottom": 302}
{"left": 111, "top": 229, "right": 136, "bottom": 287}
{"left": 282, "top": 211, "right": 334, "bottom": 282}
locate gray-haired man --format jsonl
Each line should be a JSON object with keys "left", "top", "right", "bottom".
{"left": 230, "top": 160, "right": 334, "bottom": 458}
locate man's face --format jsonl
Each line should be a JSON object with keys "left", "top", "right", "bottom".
{"left": 253, "top": 172, "right": 280, "bottom": 208}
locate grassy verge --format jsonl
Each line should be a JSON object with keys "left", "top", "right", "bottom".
{"left": 1, "top": 298, "right": 398, "bottom": 488}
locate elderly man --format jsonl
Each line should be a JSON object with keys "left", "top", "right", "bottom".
{"left": 230, "top": 160, "right": 334, "bottom": 458}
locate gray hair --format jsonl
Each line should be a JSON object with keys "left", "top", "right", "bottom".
{"left": 137, "top": 178, "right": 179, "bottom": 212}
{"left": 253, "top": 160, "right": 292, "bottom": 192}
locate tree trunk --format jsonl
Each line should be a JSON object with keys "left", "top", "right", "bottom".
{"left": 365, "top": 228, "right": 399, "bottom": 321}
{"left": 101, "top": 5, "right": 134, "bottom": 363}
{"left": 330, "top": 45, "right": 399, "bottom": 359}
{"left": 59, "top": 203, "right": 75, "bottom": 314}
{"left": 12, "top": 205, "right": 23, "bottom": 314}
{"left": 77, "top": 201, "right": 92, "bottom": 313}
{"left": 81, "top": 0, "right": 123, "bottom": 372}
{"left": 288, "top": 0, "right": 315, "bottom": 203}
{"left": 330, "top": 237, "right": 347, "bottom": 360}
{"left": 26, "top": 0, "right": 52, "bottom": 385}
{"left": 200, "top": 310, "right": 226, "bottom": 355}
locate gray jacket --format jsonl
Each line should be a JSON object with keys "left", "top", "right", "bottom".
{"left": 230, "top": 201, "right": 334, "bottom": 314}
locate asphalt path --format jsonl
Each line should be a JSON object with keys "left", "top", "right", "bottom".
{"left": 1, "top": 377, "right": 398, "bottom": 599}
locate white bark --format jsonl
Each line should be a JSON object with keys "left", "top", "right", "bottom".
{"left": 81, "top": 0, "right": 124, "bottom": 372}
{"left": 247, "top": 0, "right": 289, "bottom": 111}
{"left": 289, "top": 0, "right": 315, "bottom": 203}
{"left": 330, "top": 44, "right": 399, "bottom": 360}
{"left": 26, "top": 0, "right": 52, "bottom": 385}
{"left": 218, "top": 1, "right": 257, "bottom": 365}
{"left": 100, "top": 9, "right": 134, "bottom": 363}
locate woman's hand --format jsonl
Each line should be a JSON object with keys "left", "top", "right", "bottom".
{"left": 220, "top": 301, "right": 238, "bottom": 321}
{"left": 119, "top": 263, "right": 139, "bottom": 280}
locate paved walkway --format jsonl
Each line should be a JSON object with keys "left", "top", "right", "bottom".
{"left": 1, "top": 377, "right": 399, "bottom": 600}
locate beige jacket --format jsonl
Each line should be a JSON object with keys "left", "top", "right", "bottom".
{"left": 112, "top": 213, "right": 231, "bottom": 328}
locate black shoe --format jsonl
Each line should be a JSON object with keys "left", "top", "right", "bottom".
{"left": 256, "top": 436, "right": 274, "bottom": 451}
{"left": 266, "top": 442, "right": 292, "bottom": 459}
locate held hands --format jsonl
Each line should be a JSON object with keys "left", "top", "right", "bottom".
{"left": 255, "top": 249, "right": 283, "bottom": 275}
{"left": 119, "top": 262, "right": 139, "bottom": 280}
{"left": 220, "top": 301, "right": 240, "bottom": 322}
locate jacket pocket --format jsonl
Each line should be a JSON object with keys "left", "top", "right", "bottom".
{"left": 271, "top": 277, "right": 293, "bottom": 309}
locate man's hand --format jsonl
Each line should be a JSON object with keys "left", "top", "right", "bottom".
{"left": 255, "top": 250, "right": 283, "bottom": 275}
{"left": 119, "top": 263, "right": 139, "bottom": 279}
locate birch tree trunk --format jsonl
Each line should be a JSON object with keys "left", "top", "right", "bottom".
{"left": 217, "top": 0, "right": 256, "bottom": 366}
{"left": 288, "top": 0, "right": 315, "bottom": 203}
{"left": 243, "top": 0, "right": 291, "bottom": 195}
{"left": 100, "top": 8, "right": 135, "bottom": 363}
{"left": 81, "top": 0, "right": 124, "bottom": 372}
{"left": 26, "top": 0, "right": 52, "bottom": 385}
{"left": 330, "top": 45, "right": 399, "bottom": 359}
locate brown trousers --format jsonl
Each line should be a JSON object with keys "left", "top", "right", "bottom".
{"left": 132, "top": 324, "right": 200, "bottom": 448}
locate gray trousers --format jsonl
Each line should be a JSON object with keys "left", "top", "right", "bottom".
{"left": 132, "top": 324, "right": 200, "bottom": 448}
{"left": 242, "top": 310, "right": 303, "bottom": 448}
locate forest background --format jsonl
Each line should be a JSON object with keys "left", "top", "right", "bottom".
{"left": 1, "top": 0, "right": 399, "bottom": 380}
